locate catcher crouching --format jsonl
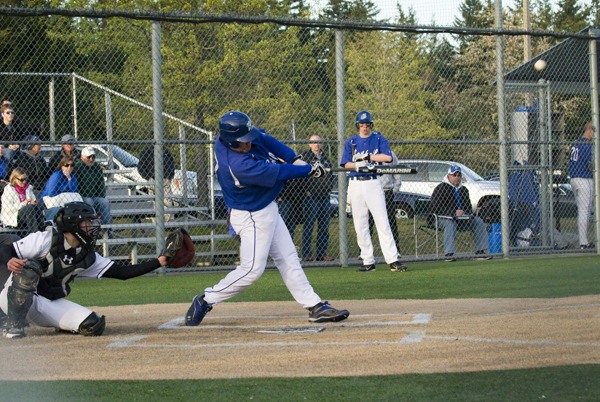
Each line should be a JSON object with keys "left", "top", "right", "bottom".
{"left": 0, "top": 201, "right": 194, "bottom": 339}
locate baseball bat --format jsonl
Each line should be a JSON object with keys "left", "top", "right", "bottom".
{"left": 326, "top": 164, "right": 417, "bottom": 174}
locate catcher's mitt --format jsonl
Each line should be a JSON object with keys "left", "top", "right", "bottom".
{"left": 162, "top": 228, "right": 195, "bottom": 268}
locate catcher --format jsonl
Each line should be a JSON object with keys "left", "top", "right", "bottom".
{"left": 0, "top": 201, "right": 194, "bottom": 339}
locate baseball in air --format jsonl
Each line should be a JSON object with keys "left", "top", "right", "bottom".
{"left": 534, "top": 59, "right": 547, "bottom": 71}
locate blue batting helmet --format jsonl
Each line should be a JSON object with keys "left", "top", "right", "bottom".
{"left": 355, "top": 110, "right": 374, "bottom": 128}
{"left": 218, "top": 111, "right": 261, "bottom": 149}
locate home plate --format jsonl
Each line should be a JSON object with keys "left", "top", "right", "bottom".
{"left": 257, "top": 327, "right": 326, "bottom": 334}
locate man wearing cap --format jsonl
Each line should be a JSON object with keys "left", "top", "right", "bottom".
{"left": 76, "top": 147, "right": 112, "bottom": 234}
{"left": 430, "top": 165, "right": 491, "bottom": 262}
{"left": 6, "top": 135, "right": 50, "bottom": 195}
{"left": 49, "top": 134, "right": 80, "bottom": 172}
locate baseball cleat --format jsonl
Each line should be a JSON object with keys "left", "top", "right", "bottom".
{"left": 389, "top": 261, "right": 408, "bottom": 272}
{"left": 185, "top": 294, "right": 213, "bottom": 326}
{"left": 474, "top": 250, "right": 492, "bottom": 261}
{"left": 308, "top": 301, "right": 349, "bottom": 323}
{"left": 357, "top": 264, "right": 376, "bottom": 272}
{"left": 444, "top": 253, "right": 456, "bottom": 262}
{"left": 3, "top": 326, "right": 25, "bottom": 339}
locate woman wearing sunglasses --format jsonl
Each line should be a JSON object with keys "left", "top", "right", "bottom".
{"left": 40, "top": 156, "right": 79, "bottom": 221}
{"left": 0, "top": 168, "right": 44, "bottom": 234}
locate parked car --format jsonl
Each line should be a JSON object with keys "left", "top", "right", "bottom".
{"left": 396, "top": 159, "right": 501, "bottom": 217}
{"left": 213, "top": 179, "right": 338, "bottom": 220}
{"left": 40, "top": 144, "right": 199, "bottom": 206}
{"left": 393, "top": 191, "right": 431, "bottom": 219}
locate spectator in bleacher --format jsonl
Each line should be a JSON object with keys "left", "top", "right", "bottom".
{"left": 0, "top": 145, "right": 8, "bottom": 180}
{"left": 40, "top": 156, "right": 79, "bottom": 221}
{"left": 0, "top": 168, "right": 44, "bottom": 234}
{"left": 0, "top": 104, "right": 40, "bottom": 164}
{"left": 76, "top": 147, "right": 113, "bottom": 236}
{"left": 7, "top": 135, "right": 49, "bottom": 196}
{"left": 138, "top": 145, "right": 176, "bottom": 222}
{"left": 48, "top": 134, "right": 80, "bottom": 173}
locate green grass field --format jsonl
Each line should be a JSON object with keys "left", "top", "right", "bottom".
{"left": 2, "top": 254, "right": 599, "bottom": 401}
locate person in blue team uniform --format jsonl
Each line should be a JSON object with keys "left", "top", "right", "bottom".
{"left": 569, "top": 122, "right": 595, "bottom": 249}
{"left": 184, "top": 111, "right": 349, "bottom": 326}
{"left": 340, "top": 110, "right": 406, "bottom": 272}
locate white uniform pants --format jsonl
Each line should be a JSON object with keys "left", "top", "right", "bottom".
{"left": 204, "top": 202, "right": 321, "bottom": 309}
{"left": 1, "top": 275, "right": 92, "bottom": 332}
{"left": 570, "top": 177, "right": 595, "bottom": 246}
{"left": 348, "top": 178, "right": 399, "bottom": 265}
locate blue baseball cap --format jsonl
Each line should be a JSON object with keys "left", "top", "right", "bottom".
{"left": 448, "top": 165, "right": 462, "bottom": 175}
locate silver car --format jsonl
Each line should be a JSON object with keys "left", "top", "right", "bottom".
{"left": 397, "top": 159, "right": 501, "bottom": 214}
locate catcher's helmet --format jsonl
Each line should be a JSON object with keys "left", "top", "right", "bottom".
{"left": 218, "top": 111, "right": 261, "bottom": 149}
{"left": 54, "top": 201, "right": 101, "bottom": 250}
{"left": 355, "top": 110, "right": 374, "bottom": 128}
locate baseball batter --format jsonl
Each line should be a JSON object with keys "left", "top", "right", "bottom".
{"left": 0, "top": 201, "right": 178, "bottom": 339}
{"left": 185, "top": 111, "right": 349, "bottom": 326}
{"left": 569, "top": 121, "right": 595, "bottom": 249}
{"left": 340, "top": 111, "right": 407, "bottom": 272}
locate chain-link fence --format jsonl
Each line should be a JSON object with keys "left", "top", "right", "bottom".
{"left": 0, "top": 6, "right": 598, "bottom": 272}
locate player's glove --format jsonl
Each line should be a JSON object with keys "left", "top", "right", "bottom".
{"left": 309, "top": 161, "right": 326, "bottom": 178}
{"left": 292, "top": 155, "right": 308, "bottom": 166}
{"left": 352, "top": 151, "right": 370, "bottom": 162}
{"left": 161, "top": 228, "right": 195, "bottom": 268}
{"left": 354, "top": 160, "right": 368, "bottom": 171}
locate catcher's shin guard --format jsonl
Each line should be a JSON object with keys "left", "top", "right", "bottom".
{"left": 78, "top": 312, "right": 106, "bottom": 336}
{"left": 5, "top": 260, "right": 42, "bottom": 335}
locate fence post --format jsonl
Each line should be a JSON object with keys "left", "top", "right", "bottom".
{"left": 589, "top": 29, "right": 600, "bottom": 253}
{"left": 49, "top": 78, "right": 55, "bottom": 141}
{"left": 105, "top": 92, "right": 115, "bottom": 169}
{"left": 495, "top": 0, "right": 510, "bottom": 258}
{"left": 152, "top": 20, "right": 166, "bottom": 275}
{"left": 335, "top": 29, "right": 348, "bottom": 267}
{"left": 72, "top": 73, "right": 78, "bottom": 139}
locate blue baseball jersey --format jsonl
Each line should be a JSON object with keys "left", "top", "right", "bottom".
{"left": 569, "top": 137, "right": 593, "bottom": 179}
{"left": 340, "top": 132, "right": 393, "bottom": 178}
{"left": 215, "top": 132, "right": 310, "bottom": 212}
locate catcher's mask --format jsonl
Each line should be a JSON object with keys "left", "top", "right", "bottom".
{"left": 54, "top": 201, "right": 102, "bottom": 250}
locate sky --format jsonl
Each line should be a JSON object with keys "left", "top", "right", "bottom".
{"left": 310, "top": 0, "right": 519, "bottom": 26}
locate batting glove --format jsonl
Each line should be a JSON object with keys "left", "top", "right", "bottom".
{"left": 354, "top": 160, "right": 369, "bottom": 171}
{"left": 352, "top": 151, "right": 370, "bottom": 162}
{"left": 309, "top": 161, "right": 326, "bottom": 178}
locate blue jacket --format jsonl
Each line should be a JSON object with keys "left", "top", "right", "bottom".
{"left": 40, "top": 170, "right": 78, "bottom": 199}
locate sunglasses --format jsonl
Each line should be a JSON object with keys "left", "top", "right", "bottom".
{"left": 16, "top": 177, "right": 28, "bottom": 182}
{"left": 4, "top": 111, "right": 14, "bottom": 115}
{"left": 451, "top": 172, "right": 462, "bottom": 177}
{"left": 63, "top": 163, "right": 75, "bottom": 167}
{"left": 85, "top": 155, "right": 96, "bottom": 159}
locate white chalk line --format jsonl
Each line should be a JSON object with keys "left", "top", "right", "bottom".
{"left": 106, "top": 330, "right": 600, "bottom": 349}
{"left": 158, "top": 313, "right": 432, "bottom": 330}
{"left": 484, "top": 303, "right": 600, "bottom": 316}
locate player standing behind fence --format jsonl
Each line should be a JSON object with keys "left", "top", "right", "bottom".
{"left": 340, "top": 110, "right": 407, "bottom": 273}
{"left": 569, "top": 121, "right": 595, "bottom": 249}
{"left": 184, "top": 111, "right": 349, "bottom": 326}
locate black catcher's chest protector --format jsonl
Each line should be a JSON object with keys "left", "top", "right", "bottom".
{"left": 37, "top": 227, "right": 96, "bottom": 300}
